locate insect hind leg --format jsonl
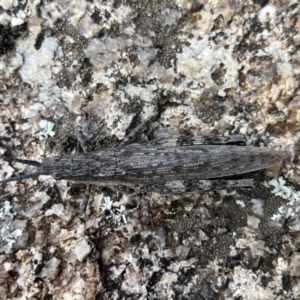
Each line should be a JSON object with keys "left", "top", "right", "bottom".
{"left": 148, "top": 134, "right": 247, "bottom": 147}
{"left": 136, "top": 178, "right": 255, "bottom": 193}
{"left": 67, "top": 184, "right": 92, "bottom": 225}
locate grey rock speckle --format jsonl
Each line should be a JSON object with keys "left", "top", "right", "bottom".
{"left": 0, "top": 0, "right": 299, "bottom": 299}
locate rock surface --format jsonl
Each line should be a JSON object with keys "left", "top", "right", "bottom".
{"left": 0, "top": 0, "right": 299, "bottom": 299}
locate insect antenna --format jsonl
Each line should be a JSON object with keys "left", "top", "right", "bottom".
{"left": 0, "top": 172, "right": 42, "bottom": 184}
{"left": 0, "top": 156, "right": 42, "bottom": 184}
{"left": 0, "top": 156, "right": 41, "bottom": 167}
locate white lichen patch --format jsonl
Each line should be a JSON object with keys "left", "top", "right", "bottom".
{"left": 36, "top": 120, "right": 55, "bottom": 140}
{"left": 0, "top": 200, "right": 15, "bottom": 219}
{"left": 0, "top": 226, "right": 23, "bottom": 249}
{"left": 268, "top": 177, "right": 300, "bottom": 220}
{"left": 102, "top": 196, "right": 113, "bottom": 211}
{"left": 0, "top": 201, "right": 24, "bottom": 252}
{"left": 101, "top": 196, "right": 127, "bottom": 224}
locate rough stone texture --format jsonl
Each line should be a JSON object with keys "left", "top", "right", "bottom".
{"left": 0, "top": 0, "right": 299, "bottom": 299}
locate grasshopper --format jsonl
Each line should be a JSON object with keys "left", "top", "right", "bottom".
{"left": 0, "top": 134, "right": 286, "bottom": 223}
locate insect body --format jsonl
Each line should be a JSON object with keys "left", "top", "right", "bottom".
{"left": 0, "top": 135, "right": 286, "bottom": 193}
{"left": 0, "top": 135, "right": 286, "bottom": 223}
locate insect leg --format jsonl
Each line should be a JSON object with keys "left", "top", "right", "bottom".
{"left": 67, "top": 184, "right": 92, "bottom": 225}
{"left": 136, "top": 178, "right": 255, "bottom": 193}
{"left": 118, "top": 112, "right": 160, "bottom": 147}
{"left": 148, "top": 134, "right": 247, "bottom": 147}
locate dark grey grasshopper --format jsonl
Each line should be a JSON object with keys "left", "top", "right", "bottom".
{"left": 0, "top": 134, "right": 286, "bottom": 221}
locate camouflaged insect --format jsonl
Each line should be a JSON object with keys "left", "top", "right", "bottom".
{"left": 0, "top": 134, "right": 286, "bottom": 220}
